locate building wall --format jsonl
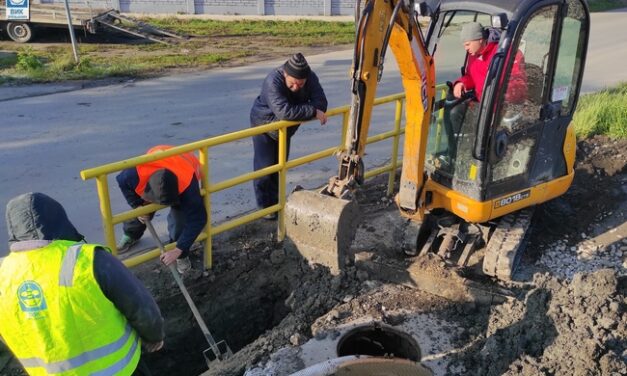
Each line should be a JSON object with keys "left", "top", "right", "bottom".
{"left": 43, "top": 0, "right": 357, "bottom": 16}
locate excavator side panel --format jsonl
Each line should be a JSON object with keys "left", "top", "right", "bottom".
{"left": 424, "top": 168, "right": 574, "bottom": 223}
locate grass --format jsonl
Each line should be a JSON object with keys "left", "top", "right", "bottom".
{"left": 0, "top": 19, "right": 355, "bottom": 83}
{"left": 145, "top": 18, "right": 355, "bottom": 45}
{"left": 572, "top": 83, "right": 627, "bottom": 139}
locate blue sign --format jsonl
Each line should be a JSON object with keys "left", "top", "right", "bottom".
{"left": 6, "top": 0, "right": 30, "bottom": 21}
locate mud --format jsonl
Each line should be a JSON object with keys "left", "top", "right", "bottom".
{"left": 1, "top": 136, "right": 625, "bottom": 376}
{"left": 462, "top": 270, "right": 626, "bottom": 376}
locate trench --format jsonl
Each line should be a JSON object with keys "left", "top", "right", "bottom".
{"left": 141, "top": 246, "right": 300, "bottom": 376}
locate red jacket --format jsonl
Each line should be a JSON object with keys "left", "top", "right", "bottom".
{"left": 456, "top": 42, "right": 527, "bottom": 103}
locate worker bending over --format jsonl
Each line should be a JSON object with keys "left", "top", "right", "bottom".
{"left": 116, "top": 145, "right": 207, "bottom": 274}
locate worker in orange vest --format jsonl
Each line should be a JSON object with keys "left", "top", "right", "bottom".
{"left": 116, "top": 145, "right": 207, "bottom": 274}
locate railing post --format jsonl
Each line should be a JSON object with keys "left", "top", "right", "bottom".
{"left": 95, "top": 175, "right": 117, "bottom": 255}
{"left": 277, "top": 126, "right": 287, "bottom": 241}
{"left": 387, "top": 99, "right": 404, "bottom": 195}
{"left": 199, "top": 147, "right": 213, "bottom": 270}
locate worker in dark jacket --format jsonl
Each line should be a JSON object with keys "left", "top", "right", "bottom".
{"left": 0, "top": 192, "right": 164, "bottom": 376}
{"left": 116, "top": 145, "right": 207, "bottom": 274}
{"left": 250, "top": 53, "right": 328, "bottom": 219}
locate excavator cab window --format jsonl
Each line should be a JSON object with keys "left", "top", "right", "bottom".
{"left": 424, "top": 10, "right": 491, "bottom": 195}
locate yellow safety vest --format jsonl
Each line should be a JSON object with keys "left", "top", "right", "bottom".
{"left": 0, "top": 240, "right": 141, "bottom": 376}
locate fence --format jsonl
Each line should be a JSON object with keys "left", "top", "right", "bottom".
{"left": 81, "top": 92, "right": 406, "bottom": 269}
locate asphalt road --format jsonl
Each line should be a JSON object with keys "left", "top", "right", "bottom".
{"left": 0, "top": 9, "right": 625, "bottom": 254}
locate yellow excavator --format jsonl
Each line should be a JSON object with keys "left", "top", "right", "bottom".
{"left": 285, "top": 0, "right": 590, "bottom": 281}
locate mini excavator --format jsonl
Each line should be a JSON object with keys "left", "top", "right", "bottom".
{"left": 285, "top": 0, "right": 590, "bottom": 281}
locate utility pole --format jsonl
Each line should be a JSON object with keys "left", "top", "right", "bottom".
{"left": 63, "top": 0, "right": 80, "bottom": 63}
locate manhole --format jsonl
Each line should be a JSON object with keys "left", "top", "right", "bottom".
{"left": 336, "top": 323, "right": 421, "bottom": 361}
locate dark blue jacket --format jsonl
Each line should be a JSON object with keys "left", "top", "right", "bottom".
{"left": 250, "top": 67, "right": 328, "bottom": 140}
{"left": 116, "top": 168, "right": 207, "bottom": 255}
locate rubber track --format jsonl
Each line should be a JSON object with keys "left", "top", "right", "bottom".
{"left": 483, "top": 207, "right": 534, "bottom": 280}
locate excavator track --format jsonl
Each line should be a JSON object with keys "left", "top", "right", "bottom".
{"left": 483, "top": 207, "right": 534, "bottom": 280}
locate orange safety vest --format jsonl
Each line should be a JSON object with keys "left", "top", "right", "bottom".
{"left": 135, "top": 145, "right": 201, "bottom": 197}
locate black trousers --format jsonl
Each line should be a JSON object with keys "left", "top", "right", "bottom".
{"left": 252, "top": 132, "right": 291, "bottom": 209}
{"left": 443, "top": 101, "right": 469, "bottom": 158}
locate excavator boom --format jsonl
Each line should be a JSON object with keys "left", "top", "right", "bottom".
{"left": 285, "top": 0, "right": 434, "bottom": 273}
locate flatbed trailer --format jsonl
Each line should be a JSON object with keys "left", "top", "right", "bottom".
{"left": 0, "top": 2, "right": 186, "bottom": 43}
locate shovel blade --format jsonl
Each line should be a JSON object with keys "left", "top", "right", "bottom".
{"left": 285, "top": 190, "right": 361, "bottom": 274}
{"left": 202, "top": 340, "right": 233, "bottom": 366}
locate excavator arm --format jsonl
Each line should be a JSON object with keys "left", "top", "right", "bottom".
{"left": 323, "top": 0, "right": 435, "bottom": 218}
{"left": 285, "top": 0, "right": 435, "bottom": 274}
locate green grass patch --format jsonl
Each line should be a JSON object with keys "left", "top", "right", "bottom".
{"left": 145, "top": 18, "right": 355, "bottom": 45}
{"left": 0, "top": 19, "right": 354, "bottom": 82}
{"left": 588, "top": 0, "right": 627, "bottom": 12}
{"left": 573, "top": 83, "right": 627, "bottom": 139}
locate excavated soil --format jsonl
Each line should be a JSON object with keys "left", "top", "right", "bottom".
{"left": 1, "top": 136, "right": 625, "bottom": 375}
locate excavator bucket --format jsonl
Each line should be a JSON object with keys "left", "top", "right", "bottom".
{"left": 284, "top": 189, "right": 361, "bottom": 274}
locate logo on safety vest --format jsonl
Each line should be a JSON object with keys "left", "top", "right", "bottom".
{"left": 17, "top": 280, "right": 47, "bottom": 319}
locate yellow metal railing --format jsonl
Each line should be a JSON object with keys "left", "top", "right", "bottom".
{"left": 81, "top": 92, "right": 406, "bottom": 269}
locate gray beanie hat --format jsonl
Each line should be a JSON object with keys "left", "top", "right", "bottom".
{"left": 283, "top": 53, "right": 311, "bottom": 79}
{"left": 460, "top": 22, "right": 485, "bottom": 42}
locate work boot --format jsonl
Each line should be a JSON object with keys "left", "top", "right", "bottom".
{"left": 176, "top": 256, "right": 192, "bottom": 274}
{"left": 117, "top": 234, "right": 138, "bottom": 253}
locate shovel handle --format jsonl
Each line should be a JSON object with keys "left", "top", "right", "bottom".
{"left": 144, "top": 220, "right": 225, "bottom": 357}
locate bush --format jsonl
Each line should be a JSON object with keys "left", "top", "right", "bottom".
{"left": 573, "top": 83, "right": 627, "bottom": 139}
{"left": 16, "top": 48, "right": 43, "bottom": 71}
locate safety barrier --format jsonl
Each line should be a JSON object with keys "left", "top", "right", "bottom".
{"left": 81, "top": 92, "right": 407, "bottom": 269}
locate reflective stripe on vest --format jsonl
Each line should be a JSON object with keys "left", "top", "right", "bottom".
{"left": 18, "top": 323, "right": 139, "bottom": 375}
{"left": 0, "top": 240, "right": 141, "bottom": 376}
{"left": 135, "top": 144, "right": 201, "bottom": 197}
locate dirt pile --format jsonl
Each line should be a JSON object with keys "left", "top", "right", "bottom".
{"left": 465, "top": 269, "right": 626, "bottom": 376}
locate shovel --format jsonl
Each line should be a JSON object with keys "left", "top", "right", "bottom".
{"left": 145, "top": 220, "right": 233, "bottom": 367}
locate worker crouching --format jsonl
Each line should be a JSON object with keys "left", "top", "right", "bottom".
{"left": 116, "top": 145, "right": 208, "bottom": 274}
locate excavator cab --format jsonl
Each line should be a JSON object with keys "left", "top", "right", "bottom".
{"left": 285, "top": 0, "right": 590, "bottom": 281}
{"left": 423, "top": 0, "right": 589, "bottom": 209}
